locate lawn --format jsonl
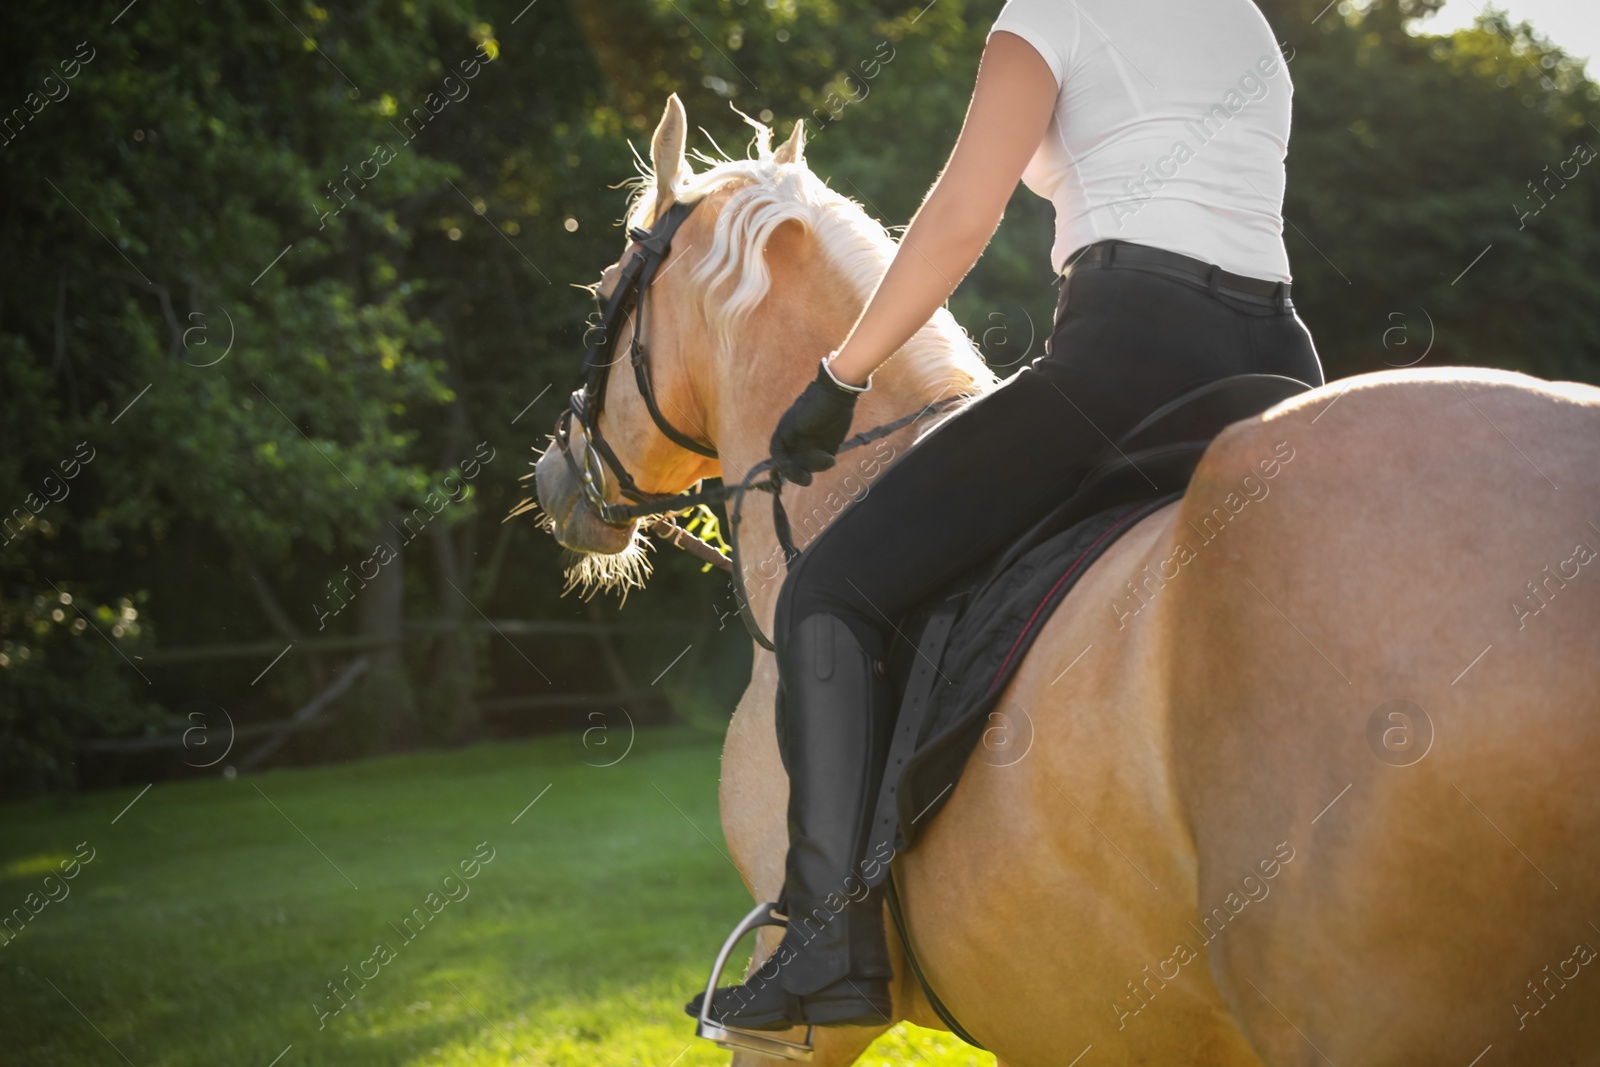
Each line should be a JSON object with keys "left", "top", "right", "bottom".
{"left": 0, "top": 724, "right": 993, "bottom": 1066}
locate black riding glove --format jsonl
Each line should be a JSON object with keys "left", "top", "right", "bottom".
{"left": 769, "top": 359, "right": 866, "bottom": 486}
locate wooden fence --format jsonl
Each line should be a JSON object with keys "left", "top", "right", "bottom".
{"left": 82, "top": 616, "right": 708, "bottom": 767}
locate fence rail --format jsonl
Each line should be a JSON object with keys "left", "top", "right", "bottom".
{"left": 136, "top": 618, "right": 695, "bottom": 665}
{"left": 85, "top": 617, "right": 709, "bottom": 767}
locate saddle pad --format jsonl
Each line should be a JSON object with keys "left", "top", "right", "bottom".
{"left": 869, "top": 494, "right": 1178, "bottom": 862}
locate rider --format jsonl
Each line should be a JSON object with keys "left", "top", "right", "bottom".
{"left": 690, "top": 0, "right": 1323, "bottom": 1031}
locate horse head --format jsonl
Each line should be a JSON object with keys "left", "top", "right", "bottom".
{"left": 532, "top": 94, "right": 728, "bottom": 583}
{"left": 529, "top": 93, "right": 991, "bottom": 603}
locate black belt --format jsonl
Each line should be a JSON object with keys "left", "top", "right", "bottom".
{"left": 1065, "top": 240, "right": 1292, "bottom": 310}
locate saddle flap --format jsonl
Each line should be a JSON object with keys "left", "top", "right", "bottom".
{"left": 865, "top": 595, "right": 963, "bottom": 885}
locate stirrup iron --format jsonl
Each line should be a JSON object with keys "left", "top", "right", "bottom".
{"left": 694, "top": 900, "right": 814, "bottom": 1061}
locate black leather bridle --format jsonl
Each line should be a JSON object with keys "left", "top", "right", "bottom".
{"left": 553, "top": 195, "right": 965, "bottom": 650}
{"left": 555, "top": 199, "right": 715, "bottom": 527}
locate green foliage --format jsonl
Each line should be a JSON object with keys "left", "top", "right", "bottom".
{"left": 1, "top": 0, "right": 492, "bottom": 791}
{"left": 1261, "top": 0, "right": 1600, "bottom": 379}
{"left": 0, "top": 588, "right": 157, "bottom": 795}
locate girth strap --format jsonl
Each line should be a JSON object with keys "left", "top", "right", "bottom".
{"left": 883, "top": 871, "right": 988, "bottom": 1051}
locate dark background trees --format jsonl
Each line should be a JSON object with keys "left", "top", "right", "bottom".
{"left": 2, "top": 0, "right": 1596, "bottom": 796}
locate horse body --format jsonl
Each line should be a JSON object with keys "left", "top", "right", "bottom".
{"left": 897, "top": 372, "right": 1600, "bottom": 1065}
{"left": 534, "top": 96, "right": 1600, "bottom": 1066}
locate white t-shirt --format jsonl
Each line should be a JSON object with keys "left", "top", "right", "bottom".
{"left": 989, "top": 0, "right": 1293, "bottom": 282}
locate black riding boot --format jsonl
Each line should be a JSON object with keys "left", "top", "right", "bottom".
{"left": 686, "top": 613, "right": 896, "bottom": 1030}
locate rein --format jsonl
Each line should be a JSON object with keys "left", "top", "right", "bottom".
{"left": 721, "top": 397, "right": 962, "bottom": 650}
{"left": 555, "top": 195, "right": 965, "bottom": 650}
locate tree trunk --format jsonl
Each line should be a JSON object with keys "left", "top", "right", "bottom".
{"left": 429, "top": 516, "right": 481, "bottom": 743}
{"left": 359, "top": 507, "right": 421, "bottom": 751}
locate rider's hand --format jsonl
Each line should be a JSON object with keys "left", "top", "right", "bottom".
{"left": 769, "top": 358, "right": 867, "bottom": 486}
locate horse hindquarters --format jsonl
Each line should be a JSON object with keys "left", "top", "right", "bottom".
{"left": 1165, "top": 372, "right": 1600, "bottom": 1065}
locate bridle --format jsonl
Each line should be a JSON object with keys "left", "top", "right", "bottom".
{"left": 553, "top": 195, "right": 964, "bottom": 650}
{"left": 555, "top": 198, "right": 714, "bottom": 528}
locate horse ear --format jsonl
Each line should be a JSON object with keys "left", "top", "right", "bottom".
{"left": 651, "top": 93, "right": 689, "bottom": 216}
{"left": 773, "top": 118, "right": 806, "bottom": 165}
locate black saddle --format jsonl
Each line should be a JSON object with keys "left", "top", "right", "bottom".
{"left": 866, "top": 372, "right": 1311, "bottom": 867}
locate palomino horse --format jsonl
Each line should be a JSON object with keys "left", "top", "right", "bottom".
{"left": 533, "top": 95, "right": 1600, "bottom": 1065}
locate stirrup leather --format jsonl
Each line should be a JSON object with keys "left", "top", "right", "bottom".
{"left": 693, "top": 901, "right": 815, "bottom": 1061}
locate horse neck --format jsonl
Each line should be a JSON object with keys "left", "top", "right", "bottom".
{"left": 708, "top": 258, "right": 981, "bottom": 637}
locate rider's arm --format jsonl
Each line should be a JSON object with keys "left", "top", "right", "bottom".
{"left": 825, "top": 31, "right": 1059, "bottom": 387}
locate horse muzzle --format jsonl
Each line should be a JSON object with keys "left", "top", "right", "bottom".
{"left": 532, "top": 445, "right": 639, "bottom": 556}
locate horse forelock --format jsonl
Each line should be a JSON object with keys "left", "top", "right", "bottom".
{"left": 622, "top": 125, "right": 994, "bottom": 400}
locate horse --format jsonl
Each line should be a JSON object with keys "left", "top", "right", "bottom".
{"left": 532, "top": 94, "right": 1600, "bottom": 1066}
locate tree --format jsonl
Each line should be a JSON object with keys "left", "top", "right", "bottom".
{"left": 0, "top": 0, "right": 480, "bottom": 789}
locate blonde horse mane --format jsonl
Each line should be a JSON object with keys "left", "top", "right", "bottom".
{"left": 622, "top": 113, "right": 995, "bottom": 400}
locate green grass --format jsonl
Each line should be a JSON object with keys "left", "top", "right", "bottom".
{"left": 0, "top": 725, "right": 993, "bottom": 1066}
